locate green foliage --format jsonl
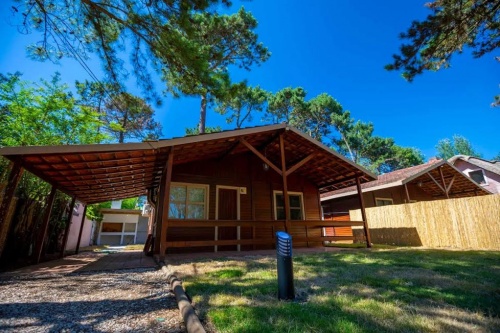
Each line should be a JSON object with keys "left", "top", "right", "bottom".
{"left": 493, "top": 152, "right": 500, "bottom": 161}
{"left": 14, "top": 0, "right": 232, "bottom": 103}
{"left": 163, "top": 7, "right": 270, "bottom": 133}
{"left": 263, "top": 87, "right": 424, "bottom": 173}
{"left": 266, "top": 86, "right": 307, "bottom": 125}
{"left": 215, "top": 83, "right": 268, "bottom": 129}
{"left": 436, "top": 135, "right": 483, "bottom": 160}
{"left": 86, "top": 201, "right": 111, "bottom": 222}
{"left": 386, "top": 0, "right": 500, "bottom": 81}
{"left": 386, "top": 0, "right": 499, "bottom": 105}
{"left": 185, "top": 126, "right": 222, "bottom": 136}
{"left": 103, "top": 93, "right": 162, "bottom": 143}
{"left": 76, "top": 81, "right": 162, "bottom": 143}
{"left": 121, "top": 197, "right": 139, "bottom": 209}
{"left": 0, "top": 72, "right": 108, "bottom": 146}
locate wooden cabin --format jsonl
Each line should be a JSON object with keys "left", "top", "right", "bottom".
{"left": 322, "top": 159, "right": 491, "bottom": 219}
{"left": 0, "top": 124, "right": 376, "bottom": 261}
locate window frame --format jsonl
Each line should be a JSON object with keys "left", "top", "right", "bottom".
{"left": 273, "top": 190, "right": 305, "bottom": 220}
{"left": 169, "top": 182, "right": 210, "bottom": 220}
{"left": 468, "top": 169, "right": 488, "bottom": 186}
{"left": 375, "top": 197, "right": 394, "bottom": 207}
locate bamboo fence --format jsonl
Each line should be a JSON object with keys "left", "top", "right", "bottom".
{"left": 350, "top": 194, "right": 500, "bottom": 250}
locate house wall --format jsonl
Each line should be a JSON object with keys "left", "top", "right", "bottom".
{"left": 98, "top": 210, "right": 144, "bottom": 245}
{"left": 136, "top": 215, "right": 149, "bottom": 244}
{"left": 322, "top": 184, "right": 434, "bottom": 215}
{"left": 65, "top": 203, "right": 93, "bottom": 251}
{"left": 453, "top": 160, "right": 500, "bottom": 194}
{"left": 164, "top": 152, "right": 322, "bottom": 253}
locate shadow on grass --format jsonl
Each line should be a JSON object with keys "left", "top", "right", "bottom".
{"left": 180, "top": 249, "right": 500, "bottom": 333}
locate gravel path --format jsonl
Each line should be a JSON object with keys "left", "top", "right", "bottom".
{"left": 0, "top": 268, "right": 186, "bottom": 332}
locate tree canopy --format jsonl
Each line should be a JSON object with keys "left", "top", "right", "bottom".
{"left": 386, "top": 0, "right": 499, "bottom": 105}
{"left": 436, "top": 135, "right": 483, "bottom": 159}
{"left": 215, "top": 83, "right": 268, "bottom": 129}
{"left": 164, "top": 7, "right": 270, "bottom": 133}
{"left": 0, "top": 72, "right": 106, "bottom": 146}
{"left": 76, "top": 80, "right": 162, "bottom": 143}
{"left": 264, "top": 87, "right": 425, "bottom": 173}
{"left": 12, "top": 0, "right": 232, "bottom": 103}
{"left": 386, "top": 0, "right": 500, "bottom": 80}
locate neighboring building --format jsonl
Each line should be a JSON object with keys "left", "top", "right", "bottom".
{"left": 64, "top": 202, "right": 94, "bottom": 251}
{"left": 97, "top": 207, "right": 149, "bottom": 245}
{"left": 321, "top": 159, "right": 491, "bottom": 217}
{"left": 0, "top": 124, "right": 377, "bottom": 256}
{"left": 449, "top": 155, "right": 500, "bottom": 194}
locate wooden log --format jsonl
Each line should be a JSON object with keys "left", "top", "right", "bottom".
{"left": 0, "top": 160, "right": 24, "bottom": 258}
{"left": 75, "top": 205, "right": 88, "bottom": 254}
{"left": 34, "top": 186, "right": 57, "bottom": 264}
{"left": 59, "top": 196, "right": 76, "bottom": 258}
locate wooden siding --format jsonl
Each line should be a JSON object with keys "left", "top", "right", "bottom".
{"left": 164, "top": 153, "right": 326, "bottom": 253}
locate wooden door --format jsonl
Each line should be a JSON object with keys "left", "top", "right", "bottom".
{"left": 217, "top": 188, "right": 238, "bottom": 251}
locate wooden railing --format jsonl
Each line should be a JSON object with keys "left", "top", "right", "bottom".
{"left": 164, "top": 219, "right": 365, "bottom": 248}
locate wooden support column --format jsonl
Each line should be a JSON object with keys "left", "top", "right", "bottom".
{"left": 153, "top": 184, "right": 166, "bottom": 254}
{"left": 356, "top": 177, "right": 372, "bottom": 248}
{"left": 75, "top": 205, "right": 88, "bottom": 254}
{"left": 279, "top": 134, "right": 291, "bottom": 233}
{"left": 59, "top": 196, "right": 76, "bottom": 259}
{"left": 34, "top": 186, "right": 57, "bottom": 264}
{"left": 0, "top": 160, "right": 24, "bottom": 259}
{"left": 438, "top": 167, "right": 449, "bottom": 199}
{"left": 404, "top": 183, "right": 411, "bottom": 203}
{"left": 159, "top": 148, "right": 174, "bottom": 260}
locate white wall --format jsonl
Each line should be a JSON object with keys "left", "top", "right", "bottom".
{"left": 65, "top": 202, "right": 93, "bottom": 251}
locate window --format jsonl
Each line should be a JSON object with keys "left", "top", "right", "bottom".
{"left": 169, "top": 183, "right": 209, "bottom": 219}
{"left": 468, "top": 170, "right": 487, "bottom": 185}
{"left": 274, "top": 191, "right": 304, "bottom": 220}
{"left": 375, "top": 198, "right": 393, "bottom": 207}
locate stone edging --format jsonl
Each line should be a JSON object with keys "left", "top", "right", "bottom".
{"left": 156, "top": 260, "right": 206, "bottom": 333}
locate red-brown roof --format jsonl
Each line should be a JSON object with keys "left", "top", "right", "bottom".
{"left": 0, "top": 124, "right": 376, "bottom": 204}
{"left": 321, "top": 159, "right": 491, "bottom": 200}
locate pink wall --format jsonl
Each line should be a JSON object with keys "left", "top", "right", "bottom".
{"left": 453, "top": 160, "right": 500, "bottom": 194}
{"left": 65, "top": 203, "right": 94, "bottom": 251}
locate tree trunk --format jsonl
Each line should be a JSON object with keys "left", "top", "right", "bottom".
{"left": 199, "top": 94, "right": 207, "bottom": 134}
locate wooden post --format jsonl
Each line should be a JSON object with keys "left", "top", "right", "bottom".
{"left": 34, "top": 186, "right": 57, "bottom": 264}
{"left": 75, "top": 205, "right": 88, "bottom": 254}
{"left": 159, "top": 148, "right": 174, "bottom": 260}
{"left": 0, "top": 160, "right": 24, "bottom": 259}
{"left": 279, "top": 134, "right": 291, "bottom": 233}
{"left": 153, "top": 184, "right": 166, "bottom": 254}
{"left": 59, "top": 196, "right": 76, "bottom": 259}
{"left": 404, "top": 183, "right": 411, "bottom": 203}
{"left": 356, "top": 177, "right": 372, "bottom": 248}
{"left": 438, "top": 167, "right": 449, "bottom": 199}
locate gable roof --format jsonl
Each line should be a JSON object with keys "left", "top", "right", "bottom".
{"left": 448, "top": 155, "right": 500, "bottom": 176}
{"left": 0, "top": 124, "right": 376, "bottom": 204}
{"left": 321, "top": 159, "right": 491, "bottom": 201}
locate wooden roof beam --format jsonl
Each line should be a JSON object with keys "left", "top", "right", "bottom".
{"left": 240, "top": 137, "right": 282, "bottom": 176}
{"left": 285, "top": 153, "right": 315, "bottom": 177}
{"left": 426, "top": 172, "right": 446, "bottom": 193}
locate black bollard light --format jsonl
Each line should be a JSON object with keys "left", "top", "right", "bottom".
{"left": 276, "top": 231, "right": 294, "bottom": 300}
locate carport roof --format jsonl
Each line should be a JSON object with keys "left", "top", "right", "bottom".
{"left": 0, "top": 124, "right": 376, "bottom": 204}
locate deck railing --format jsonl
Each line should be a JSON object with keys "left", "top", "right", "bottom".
{"left": 164, "top": 219, "right": 365, "bottom": 248}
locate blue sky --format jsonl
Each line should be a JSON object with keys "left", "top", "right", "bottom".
{"left": 0, "top": 1, "right": 499, "bottom": 159}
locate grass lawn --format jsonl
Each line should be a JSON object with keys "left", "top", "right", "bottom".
{"left": 170, "top": 248, "right": 500, "bottom": 333}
